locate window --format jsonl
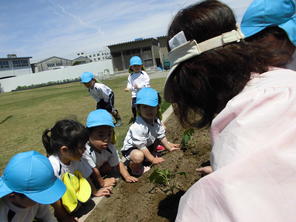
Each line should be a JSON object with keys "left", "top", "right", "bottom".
{"left": 47, "top": 63, "right": 55, "bottom": 67}
{"left": 0, "top": 61, "right": 9, "bottom": 69}
{"left": 12, "top": 60, "right": 29, "bottom": 68}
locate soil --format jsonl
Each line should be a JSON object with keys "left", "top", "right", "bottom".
{"left": 85, "top": 114, "right": 211, "bottom": 222}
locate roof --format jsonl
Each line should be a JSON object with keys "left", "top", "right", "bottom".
{"left": 108, "top": 37, "right": 158, "bottom": 48}
{"left": 0, "top": 57, "right": 32, "bottom": 61}
{"left": 36, "top": 56, "right": 72, "bottom": 64}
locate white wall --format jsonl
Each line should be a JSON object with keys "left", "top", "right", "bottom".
{"left": 0, "top": 67, "right": 32, "bottom": 78}
{"left": 0, "top": 61, "right": 113, "bottom": 93}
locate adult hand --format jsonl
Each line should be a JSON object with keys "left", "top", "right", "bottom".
{"left": 196, "top": 166, "right": 213, "bottom": 175}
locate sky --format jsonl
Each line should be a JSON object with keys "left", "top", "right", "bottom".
{"left": 0, "top": 0, "right": 253, "bottom": 62}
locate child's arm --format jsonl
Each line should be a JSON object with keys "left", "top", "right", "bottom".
{"left": 141, "top": 147, "right": 165, "bottom": 164}
{"left": 52, "top": 200, "right": 78, "bottom": 222}
{"left": 91, "top": 167, "right": 105, "bottom": 188}
{"left": 118, "top": 162, "right": 138, "bottom": 182}
{"left": 160, "top": 137, "right": 180, "bottom": 152}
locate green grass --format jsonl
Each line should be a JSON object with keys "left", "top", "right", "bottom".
{"left": 0, "top": 75, "right": 168, "bottom": 173}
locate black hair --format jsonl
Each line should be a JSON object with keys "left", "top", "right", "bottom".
{"left": 42, "top": 119, "right": 89, "bottom": 156}
{"left": 246, "top": 26, "right": 295, "bottom": 67}
{"left": 166, "top": 0, "right": 279, "bottom": 128}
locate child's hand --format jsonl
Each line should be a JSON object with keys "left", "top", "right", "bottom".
{"left": 93, "top": 187, "right": 112, "bottom": 197}
{"left": 152, "top": 157, "right": 165, "bottom": 165}
{"left": 124, "top": 175, "right": 138, "bottom": 183}
{"left": 104, "top": 177, "right": 116, "bottom": 187}
{"left": 169, "top": 143, "right": 181, "bottom": 152}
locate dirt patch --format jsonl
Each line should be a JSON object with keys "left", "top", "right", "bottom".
{"left": 85, "top": 114, "right": 211, "bottom": 222}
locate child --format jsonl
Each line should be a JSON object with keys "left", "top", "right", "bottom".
{"left": 82, "top": 109, "right": 138, "bottom": 188}
{"left": 42, "top": 119, "right": 111, "bottom": 222}
{"left": 163, "top": 1, "right": 296, "bottom": 221}
{"left": 0, "top": 150, "right": 66, "bottom": 222}
{"left": 121, "top": 87, "right": 180, "bottom": 176}
{"left": 241, "top": 0, "right": 296, "bottom": 70}
{"left": 124, "top": 56, "right": 150, "bottom": 122}
{"left": 80, "top": 71, "right": 122, "bottom": 127}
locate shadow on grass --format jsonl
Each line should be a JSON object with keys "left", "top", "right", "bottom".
{"left": 0, "top": 115, "right": 13, "bottom": 125}
{"left": 157, "top": 190, "right": 185, "bottom": 222}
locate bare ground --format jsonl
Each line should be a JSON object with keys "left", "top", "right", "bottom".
{"left": 85, "top": 114, "right": 211, "bottom": 222}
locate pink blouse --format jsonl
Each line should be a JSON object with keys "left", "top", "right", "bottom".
{"left": 176, "top": 68, "right": 296, "bottom": 222}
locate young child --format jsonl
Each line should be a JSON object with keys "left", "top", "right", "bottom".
{"left": 121, "top": 87, "right": 180, "bottom": 176}
{"left": 82, "top": 109, "right": 138, "bottom": 188}
{"left": 0, "top": 150, "right": 66, "bottom": 222}
{"left": 42, "top": 119, "right": 111, "bottom": 222}
{"left": 80, "top": 71, "right": 122, "bottom": 127}
{"left": 124, "top": 56, "right": 150, "bottom": 122}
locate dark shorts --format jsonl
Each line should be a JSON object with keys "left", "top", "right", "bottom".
{"left": 96, "top": 92, "right": 114, "bottom": 113}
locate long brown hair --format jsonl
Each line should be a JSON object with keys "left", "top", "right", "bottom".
{"left": 167, "top": 0, "right": 281, "bottom": 128}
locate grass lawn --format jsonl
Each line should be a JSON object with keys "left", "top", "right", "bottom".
{"left": 0, "top": 74, "right": 168, "bottom": 173}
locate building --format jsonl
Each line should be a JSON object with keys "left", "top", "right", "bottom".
{"left": 76, "top": 49, "right": 111, "bottom": 62}
{"left": 35, "top": 56, "right": 72, "bottom": 72}
{"left": 107, "top": 36, "right": 169, "bottom": 72}
{"left": 0, "top": 54, "right": 32, "bottom": 79}
{"left": 72, "top": 56, "right": 92, "bottom": 66}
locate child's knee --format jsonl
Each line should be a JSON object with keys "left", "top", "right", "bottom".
{"left": 130, "top": 149, "right": 144, "bottom": 164}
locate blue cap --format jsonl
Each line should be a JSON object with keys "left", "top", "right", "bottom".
{"left": 136, "top": 87, "right": 159, "bottom": 107}
{"left": 80, "top": 72, "right": 94, "bottom": 83}
{"left": 129, "top": 56, "right": 143, "bottom": 66}
{"left": 86, "top": 109, "right": 115, "bottom": 128}
{"left": 241, "top": 0, "right": 296, "bottom": 46}
{"left": 0, "top": 151, "right": 66, "bottom": 204}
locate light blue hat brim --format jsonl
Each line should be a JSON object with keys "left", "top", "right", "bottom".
{"left": 0, "top": 177, "right": 13, "bottom": 198}
{"left": 0, "top": 175, "right": 66, "bottom": 204}
{"left": 279, "top": 15, "right": 296, "bottom": 46}
{"left": 26, "top": 178, "right": 66, "bottom": 204}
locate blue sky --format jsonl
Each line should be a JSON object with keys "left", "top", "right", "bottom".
{"left": 0, "top": 0, "right": 252, "bottom": 62}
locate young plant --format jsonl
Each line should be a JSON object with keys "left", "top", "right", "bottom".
{"left": 149, "top": 168, "right": 186, "bottom": 194}
{"left": 181, "top": 128, "right": 194, "bottom": 149}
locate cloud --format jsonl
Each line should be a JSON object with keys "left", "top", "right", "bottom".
{"left": 1, "top": 0, "right": 252, "bottom": 61}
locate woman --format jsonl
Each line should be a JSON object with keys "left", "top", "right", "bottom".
{"left": 164, "top": 0, "right": 296, "bottom": 221}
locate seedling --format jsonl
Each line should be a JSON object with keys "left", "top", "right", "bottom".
{"left": 181, "top": 128, "right": 194, "bottom": 149}
{"left": 149, "top": 168, "right": 186, "bottom": 194}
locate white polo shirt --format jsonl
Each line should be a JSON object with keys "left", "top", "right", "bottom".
{"left": 48, "top": 155, "right": 92, "bottom": 179}
{"left": 0, "top": 197, "right": 57, "bottom": 222}
{"left": 89, "top": 83, "right": 112, "bottom": 103}
{"left": 121, "top": 116, "right": 165, "bottom": 153}
{"left": 82, "top": 143, "right": 120, "bottom": 169}
{"left": 126, "top": 71, "right": 150, "bottom": 98}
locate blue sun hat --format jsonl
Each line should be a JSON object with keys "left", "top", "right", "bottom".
{"left": 130, "top": 56, "right": 143, "bottom": 66}
{"left": 80, "top": 72, "right": 94, "bottom": 83}
{"left": 136, "top": 87, "right": 159, "bottom": 107}
{"left": 241, "top": 0, "right": 296, "bottom": 46}
{"left": 0, "top": 150, "right": 66, "bottom": 204}
{"left": 86, "top": 109, "right": 115, "bottom": 128}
